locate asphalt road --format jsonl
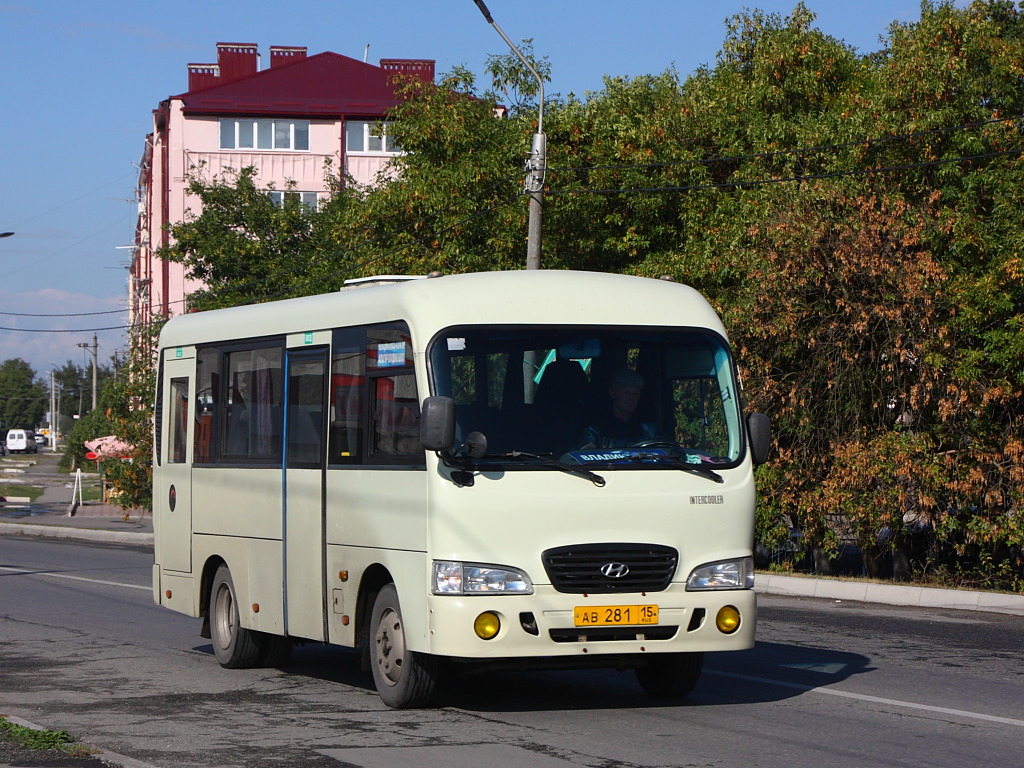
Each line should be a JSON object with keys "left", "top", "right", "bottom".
{"left": 1, "top": 535, "right": 1021, "bottom": 768}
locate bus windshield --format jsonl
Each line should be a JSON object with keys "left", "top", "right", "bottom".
{"left": 428, "top": 325, "right": 744, "bottom": 469}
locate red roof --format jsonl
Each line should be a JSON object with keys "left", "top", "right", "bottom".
{"left": 174, "top": 51, "right": 433, "bottom": 118}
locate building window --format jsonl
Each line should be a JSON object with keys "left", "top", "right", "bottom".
{"left": 345, "top": 120, "right": 400, "bottom": 154}
{"left": 267, "top": 191, "right": 319, "bottom": 208}
{"left": 219, "top": 118, "right": 310, "bottom": 151}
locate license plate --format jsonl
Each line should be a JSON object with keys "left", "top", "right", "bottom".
{"left": 573, "top": 604, "right": 659, "bottom": 627}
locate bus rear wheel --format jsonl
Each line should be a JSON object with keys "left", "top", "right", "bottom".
{"left": 210, "top": 564, "right": 262, "bottom": 669}
{"left": 635, "top": 652, "right": 704, "bottom": 698}
{"left": 370, "top": 584, "right": 438, "bottom": 708}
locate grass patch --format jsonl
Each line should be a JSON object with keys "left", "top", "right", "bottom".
{"left": 2, "top": 453, "right": 41, "bottom": 463}
{"left": 81, "top": 485, "right": 102, "bottom": 502}
{"left": 0, "top": 484, "right": 44, "bottom": 501}
{"left": 0, "top": 484, "right": 101, "bottom": 503}
{"left": 0, "top": 716, "right": 93, "bottom": 757}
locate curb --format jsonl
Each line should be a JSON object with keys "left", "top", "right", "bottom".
{"left": 0, "top": 522, "right": 153, "bottom": 546}
{"left": 3, "top": 715, "right": 162, "bottom": 768}
{"left": 756, "top": 572, "right": 1024, "bottom": 616}
{"left": 3, "top": 520, "right": 1020, "bottom": 616}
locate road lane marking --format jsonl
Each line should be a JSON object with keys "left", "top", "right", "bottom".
{"left": 707, "top": 669, "right": 1024, "bottom": 727}
{"left": 0, "top": 564, "right": 149, "bottom": 591}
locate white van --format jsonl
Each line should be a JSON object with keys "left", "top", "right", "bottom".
{"left": 7, "top": 429, "right": 38, "bottom": 454}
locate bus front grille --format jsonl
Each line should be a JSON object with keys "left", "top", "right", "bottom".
{"left": 541, "top": 543, "right": 678, "bottom": 593}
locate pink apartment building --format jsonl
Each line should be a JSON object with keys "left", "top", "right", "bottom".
{"left": 131, "top": 42, "right": 434, "bottom": 341}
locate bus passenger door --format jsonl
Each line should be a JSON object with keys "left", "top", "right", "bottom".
{"left": 158, "top": 351, "right": 194, "bottom": 574}
{"left": 283, "top": 348, "right": 329, "bottom": 641}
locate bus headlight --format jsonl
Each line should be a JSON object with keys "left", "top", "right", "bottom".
{"left": 686, "top": 557, "right": 754, "bottom": 591}
{"left": 432, "top": 561, "right": 533, "bottom": 595}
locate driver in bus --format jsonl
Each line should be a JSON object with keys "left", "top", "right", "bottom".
{"left": 581, "top": 369, "right": 659, "bottom": 449}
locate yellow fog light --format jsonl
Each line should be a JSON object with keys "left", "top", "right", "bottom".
{"left": 474, "top": 611, "right": 501, "bottom": 640}
{"left": 716, "top": 605, "right": 741, "bottom": 634}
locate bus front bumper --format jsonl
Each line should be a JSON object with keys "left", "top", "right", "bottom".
{"left": 424, "top": 584, "right": 756, "bottom": 660}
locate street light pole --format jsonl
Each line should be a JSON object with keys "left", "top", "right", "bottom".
{"left": 77, "top": 335, "right": 98, "bottom": 412}
{"left": 472, "top": 0, "right": 546, "bottom": 270}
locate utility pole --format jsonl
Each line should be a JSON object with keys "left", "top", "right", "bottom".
{"left": 77, "top": 334, "right": 98, "bottom": 412}
{"left": 49, "top": 369, "right": 61, "bottom": 451}
{"left": 473, "top": 0, "right": 546, "bottom": 269}
{"left": 50, "top": 370, "right": 55, "bottom": 450}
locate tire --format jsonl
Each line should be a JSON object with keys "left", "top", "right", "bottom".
{"left": 209, "top": 564, "right": 262, "bottom": 669}
{"left": 635, "top": 652, "right": 704, "bottom": 698}
{"left": 369, "top": 584, "right": 439, "bottom": 708}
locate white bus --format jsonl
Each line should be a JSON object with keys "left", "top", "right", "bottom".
{"left": 152, "top": 270, "right": 770, "bottom": 708}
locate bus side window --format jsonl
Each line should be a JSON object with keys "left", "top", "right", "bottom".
{"left": 169, "top": 378, "right": 189, "bottom": 464}
{"left": 329, "top": 329, "right": 365, "bottom": 463}
{"left": 194, "top": 347, "right": 220, "bottom": 465}
{"left": 370, "top": 373, "right": 421, "bottom": 455}
{"left": 221, "top": 346, "right": 283, "bottom": 462}
{"left": 366, "top": 324, "right": 422, "bottom": 461}
{"left": 286, "top": 356, "right": 326, "bottom": 468}
{"left": 329, "top": 322, "right": 423, "bottom": 465}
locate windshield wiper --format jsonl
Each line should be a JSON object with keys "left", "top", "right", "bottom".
{"left": 504, "top": 451, "right": 606, "bottom": 487}
{"left": 576, "top": 449, "right": 724, "bottom": 484}
{"left": 632, "top": 451, "right": 724, "bottom": 483}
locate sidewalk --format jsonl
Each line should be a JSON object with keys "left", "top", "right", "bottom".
{"left": 757, "top": 570, "right": 1024, "bottom": 616}
{"left": 1, "top": 460, "right": 1021, "bottom": 616}
{"left": 0, "top": 462, "right": 152, "bottom": 546}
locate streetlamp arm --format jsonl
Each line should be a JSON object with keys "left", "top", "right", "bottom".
{"left": 472, "top": 0, "right": 544, "bottom": 133}
{"left": 472, "top": 0, "right": 547, "bottom": 270}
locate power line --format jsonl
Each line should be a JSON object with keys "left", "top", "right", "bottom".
{"left": 0, "top": 308, "right": 127, "bottom": 318}
{"left": 0, "top": 214, "right": 133, "bottom": 282}
{"left": 0, "top": 171, "right": 521, "bottom": 325}
{"left": 0, "top": 324, "right": 128, "bottom": 334}
{"left": 0, "top": 190, "right": 527, "bottom": 334}
{"left": 4, "top": 142, "right": 1020, "bottom": 335}
{"left": 7, "top": 115, "right": 1019, "bottom": 320}
{"left": 4, "top": 117, "right": 1021, "bottom": 332}
{"left": 7, "top": 171, "right": 137, "bottom": 229}
{"left": 138, "top": 173, "right": 525, "bottom": 311}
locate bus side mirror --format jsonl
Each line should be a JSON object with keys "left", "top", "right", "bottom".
{"left": 420, "top": 396, "right": 456, "bottom": 452}
{"left": 747, "top": 412, "right": 771, "bottom": 466}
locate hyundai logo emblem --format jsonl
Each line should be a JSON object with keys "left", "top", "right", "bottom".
{"left": 600, "top": 562, "right": 630, "bottom": 579}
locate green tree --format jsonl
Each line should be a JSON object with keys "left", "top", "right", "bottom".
{"left": 162, "top": 164, "right": 365, "bottom": 310}
{"left": 61, "top": 407, "right": 110, "bottom": 472}
{"left": 0, "top": 359, "right": 46, "bottom": 432}
{"left": 148, "top": 0, "right": 1024, "bottom": 588}
{"left": 51, "top": 359, "right": 116, "bottom": 425}
{"left": 99, "top": 338, "right": 155, "bottom": 511}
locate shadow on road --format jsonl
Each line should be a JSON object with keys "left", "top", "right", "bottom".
{"left": 191, "top": 639, "right": 872, "bottom": 713}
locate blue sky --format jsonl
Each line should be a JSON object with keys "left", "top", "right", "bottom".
{"left": 0, "top": 0, "right": 944, "bottom": 376}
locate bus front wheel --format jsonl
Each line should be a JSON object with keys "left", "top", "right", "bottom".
{"left": 210, "top": 564, "right": 262, "bottom": 669}
{"left": 635, "top": 652, "right": 704, "bottom": 698}
{"left": 370, "top": 584, "right": 438, "bottom": 708}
